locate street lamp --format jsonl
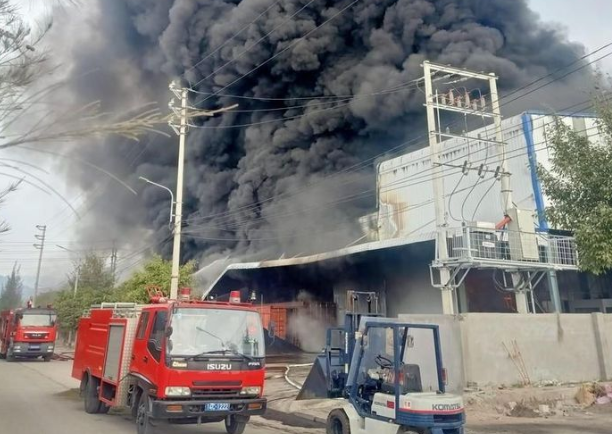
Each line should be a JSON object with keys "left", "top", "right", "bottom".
{"left": 138, "top": 176, "right": 175, "bottom": 227}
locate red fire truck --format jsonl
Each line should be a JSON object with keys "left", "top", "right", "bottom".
{"left": 72, "top": 289, "right": 266, "bottom": 434}
{"left": 0, "top": 307, "right": 58, "bottom": 361}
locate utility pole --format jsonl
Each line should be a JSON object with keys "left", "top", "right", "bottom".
{"left": 33, "top": 225, "right": 46, "bottom": 306}
{"left": 490, "top": 77, "right": 528, "bottom": 313}
{"left": 423, "top": 62, "right": 454, "bottom": 315}
{"left": 67, "top": 264, "right": 80, "bottom": 347}
{"left": 167, "top": 81, "right": 238, "bottom": 300}
{"left": 73, "top": 264, "right": 80, "bottom": 296}
{"left": 110, "top": 241, "right": 118, "bottom": 279}
{"left": 168, "top": 83, "right": 188, "bottom": 300}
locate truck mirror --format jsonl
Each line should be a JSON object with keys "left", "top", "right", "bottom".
{"left": 148, "top": 338, "right": 161, "bottom": 350}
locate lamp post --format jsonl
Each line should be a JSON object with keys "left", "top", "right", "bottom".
{"left": 138, "top": 176, "right": 174, "bottom": 228}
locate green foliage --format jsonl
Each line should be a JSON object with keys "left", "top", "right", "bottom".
{"left": 0, "top": 264, "right": 22, "bottom": 310}
{"left": 113, "top": 255, "right": 196, "bottom": 303}
{"left": 538, "top": 92, "right": 612, "bottom": 274}
{"left": 53, "top": 253, "right": 115, "bottom": 333}
{"left": 52, "top": 253, "right": 196, "bottom": 332}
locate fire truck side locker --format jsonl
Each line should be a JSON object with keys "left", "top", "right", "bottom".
{"left": 73, "top": 304, "right": 141, "bottom": 411}
{"left": 100, "top": 315, "right": 139, "bottom": 407}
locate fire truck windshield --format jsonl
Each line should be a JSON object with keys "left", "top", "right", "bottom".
{"left": 167, "top": 308, "right": 264, "bottom": 358}
{"left": 20, "top": 313, "right": 57, "bottom": 327}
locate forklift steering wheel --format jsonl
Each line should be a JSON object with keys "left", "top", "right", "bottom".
{"left": 375, "top": 354, "right": 393, "bottom": 369}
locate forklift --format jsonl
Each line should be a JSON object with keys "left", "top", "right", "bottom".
{"left": 299, "top": 292, "right": 465, "bottom": 434}
{"left": 325, "top": 317, "right": 465, "bottom": 434}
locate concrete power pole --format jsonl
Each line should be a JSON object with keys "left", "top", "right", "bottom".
{"left": 168, "top": 84, "right": 189, "bottom": 300}
{"left": 110, "top": 241, "right": 118, "bottom": 279}
{"left": 167, "top": 81, "right": 238, "bottom": 300}
{"left": 423, "top": 62, "right": 455, "bottom": 315}
{"left": 490, "top": 78, "right": 528, "bottom": 313}
{"left": 33, "top": 225, "right": 47, "bottom": 306}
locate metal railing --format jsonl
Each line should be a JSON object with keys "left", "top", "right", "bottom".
{"left": 442, "top": 226, "right": 578, "bottom": 269}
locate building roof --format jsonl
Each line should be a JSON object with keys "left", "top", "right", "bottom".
{"left": 203, "top": 230, "right": 435, "bottom": 297}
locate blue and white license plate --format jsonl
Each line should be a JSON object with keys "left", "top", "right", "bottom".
{"left": 204, "top": 403, "right": 230, "bottom": 412}
{"left": 29, "top": 345, "right": 40, "bottom": 351}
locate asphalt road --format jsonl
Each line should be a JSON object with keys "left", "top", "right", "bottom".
{"left": 2, "top": 357, "right": 611, "bottom": 434}
{"left": 0, "top": 358, "right": 321, "bottom": 434}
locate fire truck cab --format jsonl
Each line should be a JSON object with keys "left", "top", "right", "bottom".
{"left": 72, "top": 290, "right": 266, "bottom": 434}
{"left": 0, "top": 307, "right": 57, "bottom": 361}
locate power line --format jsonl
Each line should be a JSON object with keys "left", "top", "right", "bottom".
{"left": 192, "top": 0, "right": 361, "bottom": 107}
{"left": 189, "top": 0, "right": 319, "bottom": 91}
{"left": 185, "top": 1, "right": 281, "bottom": 82}
{"left": 184, "top": 44, "right": 611, "bottom": 229}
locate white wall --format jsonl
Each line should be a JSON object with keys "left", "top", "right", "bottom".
{"left": 394, "top": 313, "right": 612, "bottom": 389}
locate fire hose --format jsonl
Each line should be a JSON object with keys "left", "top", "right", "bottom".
{"left": 284, "top": 363, "right": 313, "bottom": 390}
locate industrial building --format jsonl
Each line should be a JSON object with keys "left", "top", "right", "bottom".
{"left": 205, "top": 110, "right": 611, "bottom": 324}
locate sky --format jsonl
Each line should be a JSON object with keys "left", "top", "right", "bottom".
{"left": 2, "top": 0, "right": 612, "bottom": 291}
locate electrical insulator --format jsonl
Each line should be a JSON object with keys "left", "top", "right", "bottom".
{"left": 455, "top": 95, "right": 462, "bottom": 107}
{"left": 448, "top": 90, "right": 454, "bottom": 106}
{"left": 494, "top": 166, "right": 501, "bottom": 179}
{"left": 464, "top": 93, "right": 471, "bottom": 109}
{"left": 472, "top": 100, "right": 479, "bottom": 111}
{"left": 481, "top": 96, "right": 486, "bottom": 110}
{"left": 461, "top": 160, "right": 469, "bottom": 175}
{"left": 440, "top": 93, "right": 447, "bottom": 105}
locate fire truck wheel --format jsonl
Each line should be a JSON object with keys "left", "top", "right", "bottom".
{"left": 136, "top": 393, "right": 156, "bottom": 434}
{"left": 224, "top": 415, "right": 249, "bottom": 434}
{"left": 43, "top": 356, "right": 52, "bottom": 362}
{"left": 84, "top": 374, "right": 103, "bottom": 414}
{"left": 131, "top": 389, "right": 142, "bottom": 419}
{"left": 326, "top": 409, "right": 351, "bottom": 434}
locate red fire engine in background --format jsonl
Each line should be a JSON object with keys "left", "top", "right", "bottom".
{"left": 0, "top": 307, "right": 58, "bottom": 361}
{"left": 72, "top": 287, "right": 266, "bottom": 434}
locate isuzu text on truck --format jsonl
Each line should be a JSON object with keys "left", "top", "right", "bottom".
{"left": 71, "top": 288, "right": 266, "bottom": 434}
{"left": 0, "top": 307, "right": 57, "bottom": 361}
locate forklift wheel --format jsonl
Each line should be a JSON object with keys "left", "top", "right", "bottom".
{"left": 327, "top": 409, "right": 351, "bottom": 434}
{"left": 224, "top": 415, "right": 249, "bottom": 434}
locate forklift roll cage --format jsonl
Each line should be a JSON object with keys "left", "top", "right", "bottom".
{"left": 346, "top": 320, "right": 446, "bottom": 420}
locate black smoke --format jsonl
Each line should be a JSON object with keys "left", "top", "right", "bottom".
{"left": 49, "top": 0, "right": 589, "bottom": 268}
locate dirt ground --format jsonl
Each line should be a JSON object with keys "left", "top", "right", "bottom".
{"left": 268, "top": 369, "right": 612, "bottom": 434}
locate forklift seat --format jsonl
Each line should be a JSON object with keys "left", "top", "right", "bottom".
{"left": 399, "top": 364, "right": 423, "bottom": 393}
{"left": 381, "top": 364, "right": 423, "bottom": 395}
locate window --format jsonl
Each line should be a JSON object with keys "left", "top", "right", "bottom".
{"left": 147, "top": 310, "right": 168, "bottom": 362}
{"left": 151, "top": 311, "right": 168, "bottom": 343}
{"left": 136, "top": 312, "right": 150, "bottom": 340}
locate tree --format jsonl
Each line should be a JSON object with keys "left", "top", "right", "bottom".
{"left": 0, "top": 1, "right": 168, "bottom": 153}
{"left": 53, "top": 253, "right": 115, "bottom": 334}
{"left": 114, "top": 255, "right": 196, "bottom": 303}
{"left": 538, "top": 91, "right": 612, "bottom": 274}
{"left": 0, "top": 179, "right": 20, "bottom": 235}
{"left": 0, "top": 263, "right": 23, "bottom": 310}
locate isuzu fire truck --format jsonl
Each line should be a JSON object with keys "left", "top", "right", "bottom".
{"left": 0, "top": 307, "right": 57, "bottom": 361}
{"left": 72, "top": 288, "right": 266, "bottom": 434}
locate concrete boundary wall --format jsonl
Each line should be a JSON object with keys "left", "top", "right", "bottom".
{"left": 398, "top": 313, "right": 612, "bottom": 389}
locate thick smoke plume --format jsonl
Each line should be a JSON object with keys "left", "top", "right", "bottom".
{"left": 48, "top": 0, "right": 589, "bottom": 269}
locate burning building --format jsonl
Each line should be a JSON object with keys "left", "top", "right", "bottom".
{"left": 205, "top": 111, "right": 611, "bottom": 322}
